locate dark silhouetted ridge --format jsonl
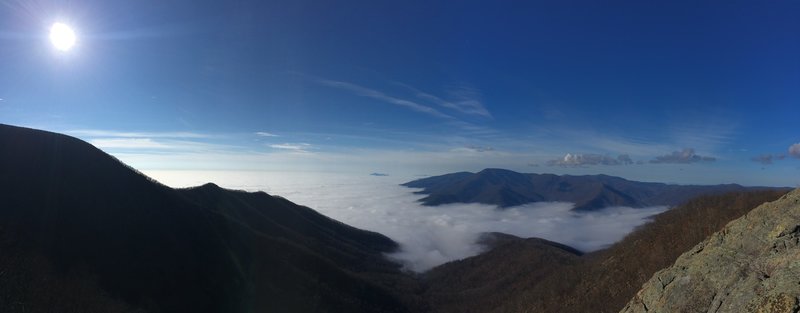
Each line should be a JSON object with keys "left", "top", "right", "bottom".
{"left": 0, "top": 124, "right": 419, "bottom": 313}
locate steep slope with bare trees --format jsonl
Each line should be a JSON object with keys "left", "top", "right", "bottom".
{"left": 422, "top": 189, "right": 790, "bottom": 313}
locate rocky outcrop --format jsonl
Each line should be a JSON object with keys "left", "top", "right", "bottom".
{"left": 621, "top": 189, "right": 800, "bottom": 313}
{"left": 417, "top": 190, "right": 788, "bottom": 313}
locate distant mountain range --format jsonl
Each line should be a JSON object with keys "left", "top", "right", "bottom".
{"left": 0, "top": 124, "right": 419, "bottom": 312}
{"left": 2, "top": 124, "right": 795, "bottom": 313}
{"left": 403, "top": 168, "right": 782, "bottom": 211}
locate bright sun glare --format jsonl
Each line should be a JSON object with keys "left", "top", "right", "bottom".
{"left": 49, "top": 22, "right": 76, "bottom": 51}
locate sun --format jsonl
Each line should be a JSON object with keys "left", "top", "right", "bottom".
{"left": 49, "top": 22, "right": 76, "bottom": 51}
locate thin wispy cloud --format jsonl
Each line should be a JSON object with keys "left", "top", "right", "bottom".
{"left": 547, "top": 153, "right": 634, "bottom": 167}
{"left": 90, "top": 138, "right": 227, "bottom": 151}
{"left": 649, "top": 148, "right": 715, "bottom": 164}
{"left": 255, "top": 132, "right": 279, "bottom": 137}
{"left": 309, "top": 75, "right": 500, "bottom": 138}
{"left": 68, "top": 129, "right": 212, "bottom": 139}
{"left": 318, "top": 79, "right": 453, "bottom": 119}
{"left": 445, "top": 85, "right": 491, "bottom": 117}
{"left": 269, "top": 143, "right": 312, "bottom": 153}
{"left": 463, "top": 145, "right": 494, "bottom": 152}
{"left": 445, "top": 119, "right": 499, "bottom": 137}
{"left": 71, "top": 129, "right": 236, "bottom": 156}
{"left": 91, "top": 138, "right": 170, "bottom": 149}
{"left": 556, "top": 129, "right": 676, "bottom": 156}
{"left": 394, "top": 82, "right": 492, "bottom": 118}
{"left": 668, "top": 116, "right": 737, "bottom": 151}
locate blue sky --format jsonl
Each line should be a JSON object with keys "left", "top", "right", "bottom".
{"left": 1, "top": 0, "right": 799, "bottom": 186}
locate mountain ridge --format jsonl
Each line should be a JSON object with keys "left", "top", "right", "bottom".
{"left": 0, "top": 123, "right": 419, "bottom": 312}
{"left": 404, "top": 168, "right": 781, "bottom": 211}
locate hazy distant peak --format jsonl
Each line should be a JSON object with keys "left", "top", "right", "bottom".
{"left": 403, "top": 169, "right": 784, "bottom": 211}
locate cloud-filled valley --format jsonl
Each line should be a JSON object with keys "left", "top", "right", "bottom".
{"left": 148, "top": 171, "right": 667, "bottom": 271}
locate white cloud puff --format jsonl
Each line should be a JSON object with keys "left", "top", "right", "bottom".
{"left": 547, "top": 153, "right": 634, "bottom": 166}
{"left": 789, "top": 143, "right": 800, "bottom": 158}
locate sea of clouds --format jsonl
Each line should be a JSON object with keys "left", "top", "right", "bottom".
{"left": 146, "top": 170, "right": 667, "bottom": 272}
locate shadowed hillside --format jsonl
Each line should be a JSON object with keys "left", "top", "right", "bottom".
{"left": 421, "top": 189, "right": 790, "bottom": 313}
{"left": 0, "top": 124, "right": 422, "bottom": 313}
{"left": 404, "top": 168, "right": 777, "bottom": 211}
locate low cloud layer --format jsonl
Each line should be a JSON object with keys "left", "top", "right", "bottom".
{"left": 148, "top": 171, "right": 667, "bottom": 272}
{"left": 649, "top": 148, "right": 715, "bottom": 164}
{"left": 547, "top": 153, "right": 633, "bottom": 167}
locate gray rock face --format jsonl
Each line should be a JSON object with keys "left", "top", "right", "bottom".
{"left": 621, "top": 189, "right": 800, "bottom": 313}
